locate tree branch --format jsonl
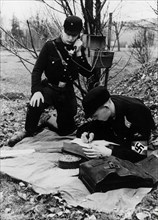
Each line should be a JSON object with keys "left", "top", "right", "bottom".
{"left": 26, "top": 20, "right": 38, "bottom": 58}
{"left": 63, "top": 0, "right": 73, "bottom": 15}
{"left": 0, "top": 26, "right": 35, "bottom": 54}
{"left": 40, "top": 0, "right": 64, "bottom": 14}
{"left": 0, "top": 42, "right": 34, "bottom": 66}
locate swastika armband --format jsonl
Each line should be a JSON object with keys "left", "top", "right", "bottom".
{"left": 131, "top": 141, "right": 148, "bottom": 155}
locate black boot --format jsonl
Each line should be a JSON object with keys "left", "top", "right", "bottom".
{"left": 8, "top": 131, "right": 30, "bottom": 147}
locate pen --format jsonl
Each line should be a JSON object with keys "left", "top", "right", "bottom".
{"left": 86, "top": 132, "right": 90, "bottom": 143}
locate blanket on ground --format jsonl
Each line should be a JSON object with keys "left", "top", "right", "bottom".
{"left": 1, "top": 129, "right": 157, "bottom": 219}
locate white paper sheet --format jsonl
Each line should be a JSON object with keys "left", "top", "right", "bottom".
{"left": 71, "top": 138, "right": 119, "bottom": 148}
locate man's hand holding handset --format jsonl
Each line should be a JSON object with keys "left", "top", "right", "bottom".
{"left": 74, "top": 38, "right": 83, "bottom": 56}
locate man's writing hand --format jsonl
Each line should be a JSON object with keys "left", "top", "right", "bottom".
{"left": 82, "top": 144, "right": 112, "bottom": 158}
{"left": 30, "top": 92, "right": 44, "bottom": 107}
{"left": 81, "top": 132, "right": 94, "bottom": 143}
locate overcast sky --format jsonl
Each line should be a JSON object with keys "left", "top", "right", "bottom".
{"left": 1, "top": 0, "right": 157, "bottom": 28}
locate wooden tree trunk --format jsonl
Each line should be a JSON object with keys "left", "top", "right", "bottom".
{"left": 107, "top": 13, "right": 112, "bottom": 51}
{"left": 95, "top": 0, "right": 101, "bottom": 34}
{"left": 84, "top": 0, "right": 94, "bottom": 34}
{"left": 114, "top": 22, "right": 120, "bottom": 51}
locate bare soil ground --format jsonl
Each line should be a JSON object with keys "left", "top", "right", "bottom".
{"left": 1, "top": 48, "right": 158, "bottom": 220}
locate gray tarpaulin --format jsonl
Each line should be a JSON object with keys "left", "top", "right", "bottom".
{"left": 1, "top": 129, "right": 157, "bottom": 219}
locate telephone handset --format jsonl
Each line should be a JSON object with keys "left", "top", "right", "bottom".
{"left": 73, "top": 34, "right": 83, "bottom": 52}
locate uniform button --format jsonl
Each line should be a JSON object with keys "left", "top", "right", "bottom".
{"left": 52, "top": 61, "right": 55, "bottom": 64}
{"left": 66, "top": 58, "right": 69, "bottom": 60}
{"left": 64, "top": 69, "right": 66, "bottom": 71}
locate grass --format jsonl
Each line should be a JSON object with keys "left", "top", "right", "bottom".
{"left": 1, "top": 48, "right": 141, "bottom": 96}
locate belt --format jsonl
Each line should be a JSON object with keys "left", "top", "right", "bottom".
{"left": 47, "top": 81, "right": 68, "bottom": 91}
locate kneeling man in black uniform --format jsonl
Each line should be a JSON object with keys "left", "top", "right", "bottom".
{"left": 8, "top": 15, "right": 95, "bottom": 147}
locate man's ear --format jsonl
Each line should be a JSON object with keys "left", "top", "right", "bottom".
{"left": 79, "top": 32, "right": 83, "bottom": 38}
{"left": 103, "top": 98, "right": 111, "bottom": 108}
{"left": 103, "top": 105, "right": 109, "bottom": 109}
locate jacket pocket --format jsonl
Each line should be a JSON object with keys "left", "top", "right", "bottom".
{"left": 49, "top": 56, "right": 61, "bottom": 65}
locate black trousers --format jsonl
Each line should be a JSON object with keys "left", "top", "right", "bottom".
{"left": 25, "top": 82, "right": 77, "bottom": 135}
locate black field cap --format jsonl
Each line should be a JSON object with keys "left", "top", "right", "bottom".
{"left": 64, "top": 15, "right": 83, "bottom": 36}
{"left": 82, "top": 86, "right": 110, "bottom": 118}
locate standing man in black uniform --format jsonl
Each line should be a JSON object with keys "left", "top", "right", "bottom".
{"left": 9, "top": 15, "right": 94, "bottom": 147}
{"left": 76, "top": 86, "right": 156, "bottom": 162}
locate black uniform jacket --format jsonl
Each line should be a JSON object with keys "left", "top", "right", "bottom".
{"left": 77, "top": 95, "right": 156, "bottom": 162}
{"left": 31, "top": 37, "right": 93, "bottom": 94}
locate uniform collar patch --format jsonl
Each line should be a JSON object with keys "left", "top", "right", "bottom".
{"left": 124, "top": 116, "right": 131, "bottom": 128}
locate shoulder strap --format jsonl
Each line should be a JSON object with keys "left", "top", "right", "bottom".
{"left": 52, "top": 40, "right": 67, "bottom": 67}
